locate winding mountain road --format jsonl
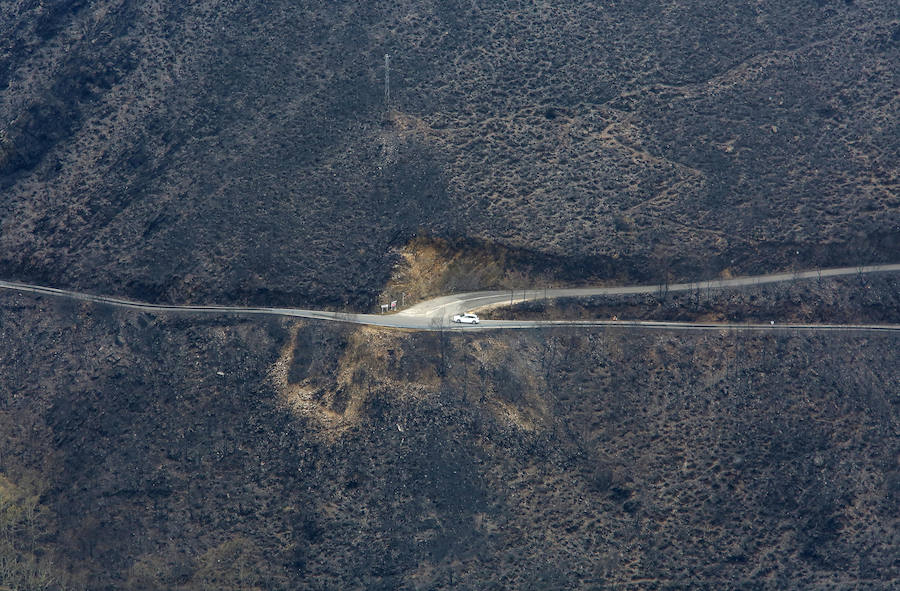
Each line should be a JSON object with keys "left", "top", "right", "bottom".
{"left": 1, "top": 263, "right": 899, "bottom": 333}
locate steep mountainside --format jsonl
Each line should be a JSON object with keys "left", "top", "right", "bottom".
{"left": 1, "top": 1, "right": 898, "bottom": 308}
{"left": 1, "top": 2, "right": 899, "bottom": 590}
{"left": 0, "top": 295, "right": 897, "bottom": 589}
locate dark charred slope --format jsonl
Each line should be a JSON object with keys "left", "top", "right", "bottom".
{"left": 0, "top": 294, "right": 898, "bottom": 589}
{"left": 0, "top": 1, "right": 451, "bottom": 308}
{"left": 0, "top": 1, "right": 898, "bottom": 308}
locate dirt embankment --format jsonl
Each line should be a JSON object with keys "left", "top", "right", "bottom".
{"left": 378, "top": 235, "right": 621, "bottom": 311}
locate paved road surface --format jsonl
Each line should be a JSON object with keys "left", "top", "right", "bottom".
{"left": 1, "top": 263, "right": 898, "bottom": 333}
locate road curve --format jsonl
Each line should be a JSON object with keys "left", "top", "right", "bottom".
{"left": 1, "top": 263, "right": 899, "bottom": 333}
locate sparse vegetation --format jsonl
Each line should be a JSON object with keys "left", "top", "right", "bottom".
{"left": 0, "top": 1, "right": 896, "bottom": 309}
{"left": 0, "top": 472, "right": 64, "bottom": 590}
{"left": 0, "top": 1, "right": 898, "bottom": 589}
{"left": 0, "top": 292, "right": 897, "bottom": 589}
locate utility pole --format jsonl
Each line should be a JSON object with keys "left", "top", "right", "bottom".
{"left": 384, "top": 54, "right": 391, "bottom": 107}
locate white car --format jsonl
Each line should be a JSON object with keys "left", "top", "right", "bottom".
{"left": 452, "top": 313, "right": 480, "bottom": 324}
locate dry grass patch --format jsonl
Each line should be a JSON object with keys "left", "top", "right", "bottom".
{"left": 271, "top": 321, "right": 556, "bottom": 439}
{"left": 380, "top": 235, "right": 559, "bottom": 310}
{"left": 270, "top": 322, "right": 444, "bottom": 437}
